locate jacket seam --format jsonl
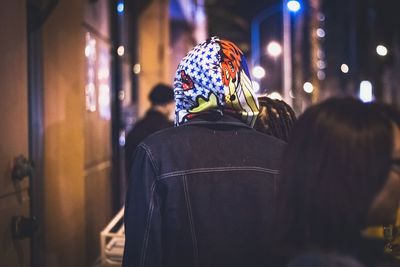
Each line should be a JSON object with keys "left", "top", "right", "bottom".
{"left": 158, "top": 166, "right": 279, "bottom": 180}
{"left": 139, "top": 181, "right": 157, "bottom": 267}
{"left": 182, "top": 175, "right": 199, "bottom": 264}
{"left": 138, "top": 143, "right": 160, "bottom": 174}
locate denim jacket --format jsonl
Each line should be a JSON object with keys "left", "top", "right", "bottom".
{"left": 123, "top": 115, "right": 286, "bottom": 267}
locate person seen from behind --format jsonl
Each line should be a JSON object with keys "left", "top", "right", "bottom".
{"left": 273, "top": 98, "right": 400, "bottom": 267}
{"left": 122, "top": 36, "right": 286, "bottom": 267}
{"left": 125, "top": 84, "right": 174, "bottom": 176}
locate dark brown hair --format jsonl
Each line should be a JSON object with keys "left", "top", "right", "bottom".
{"left": 275, "top": 98, "right": 395, "bottom": 253}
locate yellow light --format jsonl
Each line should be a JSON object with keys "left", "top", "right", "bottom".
{"left": 85, "top": 46, "right": 91, "bottom": 57}
{"left": 317, "top": 60, "right": 326, "bottom": 69}
{"left": 99, "top": 84, "right": 110, "bottom": 106}
{"left": 303, "top": 82, "right": 314, "bottom": 94}
{"left": 341, "top": 64, "right": 349, "bottom": 73}
{"left": 317, "top": 71, "right": 326, "bottom": 80}
{"left": 98, "top": 68, "right": 110, "bottom": 79}
{"left": 289, "top": 90, "right": 295, "bottom": 99}
{"left": 316, "top": 28, "right": 326, "bottom": 38}
{"left": 359, "top": 81, "right": 373, "bottom": 103}
{"left": 268, "top": 91, "right": 283, "bottom": 100}
{"left": 117, "top": 46, "right": 125, "bottom": 56}
{"left": 376, "top": 45, "right": 388, "bottom": 56}
{"left": 267, "top": 41, "right": 282, "bottom": 57}
{"left": 252, "top": 66, "right": 266, "bottom": 79}
{"left": 119, "top": 90, "right": 125, "bottom": 101}
{"left": 133, "top": 63, "right": 141, "bottom": 74}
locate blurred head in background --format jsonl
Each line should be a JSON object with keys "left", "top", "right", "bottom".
{"left": 149, "top": 83, "right": 175, "bottom": 120}
{"left": 275, "top": 98, "right": 400, "bottom": 256}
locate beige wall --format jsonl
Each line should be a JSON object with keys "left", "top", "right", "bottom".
{"left": 0, "top": 1, "right": 207, "bottom": 266}
{"left": 83, "top": 0, "right": 113, "bottom": 265}
{"left": 137, "top": 0, "right": 208, "bottom": 117}
{"left": 169, "top": 28, "right": 196, "bottom": 85}
{"left": 138, "top": 0, "right": 171, "bottom": 117}
{"left": 42, "top": 0, "right": 86, "bottom": 266}
{"left": 0, "top": 0, "right": 30, "bottom": 266}
{"left": 41, "top": 0, "right": 114, "bottom": 265}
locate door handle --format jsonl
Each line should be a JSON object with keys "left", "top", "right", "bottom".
{"left": 11, "top": 155, "right": 34, "bottom": 182}
{"left": 11, "top": 216, "right": 38, "bottom": 239}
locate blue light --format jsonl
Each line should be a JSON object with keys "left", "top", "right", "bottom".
{"left": 287, "top": 0, "right": 301, "bottom": 12}
{"left": 117, "top": 2, "right": 124, "bottom": 13}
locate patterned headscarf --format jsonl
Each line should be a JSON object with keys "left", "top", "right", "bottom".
{"left": 174, "top": 36, "right": 260, "bottom": 127}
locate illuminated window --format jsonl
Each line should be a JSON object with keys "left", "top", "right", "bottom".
{"left": 98, "top": 47, "right": 111, "bottom": 120}
{"left": 85, "top": 33, "right": 97, "bottom": 112}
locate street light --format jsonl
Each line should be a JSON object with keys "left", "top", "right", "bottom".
{"left": 287, "top": 0, "right": 301, "bottom": 12}
{"left": 252, "top": 66, "right": 266, "bottom": 79}
{"left": 376, "top": 45, "right": 388, "bottom": 57}
{"left": 117, "top": 1, "right": 124, "bottom": 13}
{"left": 251, "top": 1, "right": 301, "bottom": 105}
{"left": 117, "top": 45, "right": 125, "bottom": 56}
{"left": 303, "top": 82, "right": 314, "bottom": 94}
{"left": 267, "top": 41, "right": 282, "bottom": 57}
{"left": 251, "top": 1, "right": 301, "bottom": 65}
{"left": 268, "top": 91, "right": 283, "bottom": 100}
{"left": 341, "top": 64, "right": 349, "bottom": 74}
{"left": 359, "top": 81, "right": 374, "bottom": 102}
{"left": 316, "top": 28, "right": 326, "bottom": 38}
{"left": 283, "top": 0, "right": 301, "bottom": 106}
{"left": 251, "top": 5, "right": 281, "bottom": 66}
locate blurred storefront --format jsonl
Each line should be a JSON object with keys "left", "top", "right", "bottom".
{"left": 0, "top": 0, "right": 206, "bottom": 267}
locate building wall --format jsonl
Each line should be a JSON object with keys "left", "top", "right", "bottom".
{"left": 1, "top": 0, "right": 207, "bottom": 266}
{"left": 138, "top": 0, "right": 171, "bottom": 117}
{"left": 42, "top": 0, "right": 86, "bottom": 265}
{"left": 0, "top": 1, "right": 208, "bottom": 266}
{"left": 0, "top": 0, "right": 30, "bottom": 266}
{"left": 169, "top": 24, "right": 196, "bottom": 84}
{"left": 41, "top": 0, "right": 114, "bottom": 266}
{"left": 137, "top": 0, "right": 207, "bottom": 117}
{"left": 83, "top": 0, "right": 113, "bottom": 265}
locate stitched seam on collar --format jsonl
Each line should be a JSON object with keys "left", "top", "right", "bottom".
{"left": 158, "top": 166, "right": 279, "bottom": 180}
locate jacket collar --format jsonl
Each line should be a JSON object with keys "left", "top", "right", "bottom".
{"left": 146, "top": 109, "right": 165, "bottom": 117}
{"left": 179, "top": 114, "right": 253, "bottom": 129}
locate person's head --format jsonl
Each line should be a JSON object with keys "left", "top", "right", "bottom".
{"left": 149, "top": 83, "right": 175, "bottom": 118}
{"left": 173, "top": 36, "right": 259, "bottom": 126}
{"left": 255, "top": 96, "right": 296, "bottom": 142}
{"left": 276, "top": 97, "right": 400, "bottom": 252}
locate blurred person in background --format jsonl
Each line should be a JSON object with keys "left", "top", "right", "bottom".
{"left": 125, "top": 84, "right": 174, "bottom": 176}
{"left": 254, "top": 96, "right": 296, "bottom": 142}
{"left": 123, "top": 36, "right": 286, "bottom": 267}
{"left": 272, "top": 98, "right": 400, "bottom": 267}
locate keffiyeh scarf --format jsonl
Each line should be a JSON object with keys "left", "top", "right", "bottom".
{"left": 174, "top": 36, "right": 260, "bottom": 127}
